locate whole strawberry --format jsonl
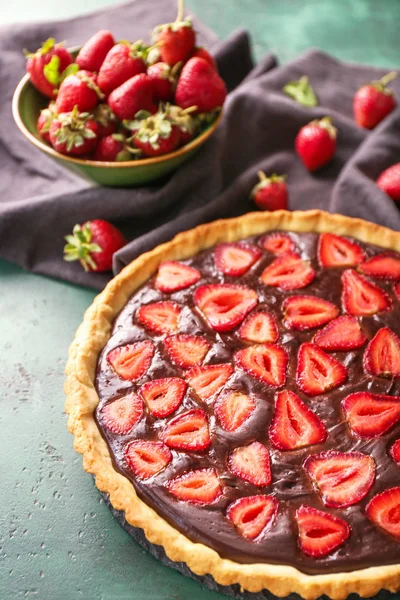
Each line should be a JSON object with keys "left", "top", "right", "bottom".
{"left": 175, "top": 57, "right": 227, "bottom": 113}
{"left": 251, "top": 172, "right": 288, "bottom": 211}
{"left": 152, "top": 11, "right": 195, "bottom": 66}
{"left": 25, "top": 38, "right": 75, "bottom": 98}
{"left": 108, "top": 73, "right": 155, "bottom": 121}
{"left": 376, "top": 163, "right": 400, "bottom": 202}
{"left": 76, "top": 30, "right": 115, "bottom": 72}
{"left": 191, "top": 46, "right": 216, "bottom": 68}
{"left": 132, "top": 112, "right": 180, "bottom": 157}
{"left": 93, "top": 134, "right": 136, "bottom": 162}
{"left": 353, "top": 72, "right": 397, "bottom": 129}
{"left": 165, "top": 104, "right": 197, "bottom": 146}
{"left": 56, "top": 70, "right": 104, "bottom": 114}
{"left": 64, "top": 219, "right": 126, "bottom": 272}
{"left": 93, "top": 103, "right": 118, "bottom": 137}
{"left": 49, "top": 107, "right": 99, "bottom": 156}
{"left": 147, "top": 62, "right": 180, "bottom": 102}
{"left": 37, "top": 102, "right": 57, "bottom": 143}
{"left": 295, "top": 116, "right": 337, "bottom": 172}
{"left": 98, "top": 41, "right": 147, "bottom": 96}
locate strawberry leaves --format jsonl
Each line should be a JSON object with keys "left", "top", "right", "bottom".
{"left": 283, "top": 76, "right": 318, "bottom": 107}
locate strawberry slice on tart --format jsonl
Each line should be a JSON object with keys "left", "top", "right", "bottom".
{"left": 318, "top": 233, "right": 366, "bottom": 267}
{"left": 363, "top": 327, "right": 400, "bottom": 378}
{"left": 214, "top": 242, "right": 261, "bottom": 276}
{"left": 139, "top": 377, "right": 187, "bottom": 418}
{"left": 226, "top": 495, "right": 278, "bottom": 540}
{"left": 239, "top": 311, "right": 279, "bottom": 344}
{"left": 107, "top": 340, "right": 155, "bottom": 380}
{"left": 228, "top": 441, "right": 272, "bottom": 487}
{"left": 214, "top": 391, "right": 256, "bottom": 432}
{"left": 282, "top": 296, "right": 339, "bottom": 331}
{"left": 100, "top": 393, "right": 143, "bottom": 434}
{"left": 296, "top": 343, "right": 347, "bottom": 396}
{"left": 360, "top": 253, "right": 400, "bottom": 281}
{"left": 167, "top": 468, "right": 222, "bottom": 505}
{"left": 313, "top": 315, "right": 367, "bottom": 351}
{"left": 342, "top": 392, "right": 400, "bottom": 437}
{"left": 155, "top": 261, "right": 201, "bottom": 293}
{"left": 341, "top": 269, "right": 392, "bottom": 316}
{"left": 295, "top": 506, "right": 350, "bottom": 557}
{"left": 194, "top": 284, "right": 258, "bottom": 332}
{"left": 390, "top": 439, "right": 400, "bottom": 464}
{"left": 136, "top": 301, "right": 181, "bottom": 334}
{"left": 160, "top": 408, "right": 210, "bottom": 451}
{"left": 235, "top": 343, "right": 288, "bottom": 387}
{"left": 125, "top": 440, "right": 172, "bottom": 479}
{"left": 260, "top": 253, "right": 315, "bottom": 290}
{"left": 366, "top": 487, "right": 400, "bottom": 539}
{"left": 186, "top": 364, "right": 234, "bottom": 402}
{"left": 260, "top": 232, "right": 296, "bottom": 255}
{"left": 164, "top": 334, "right": 211, "bottom": 368}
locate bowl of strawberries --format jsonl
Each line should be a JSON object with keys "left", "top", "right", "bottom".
{"left": 12, "top": 3, "right": 226, "bottom": 187}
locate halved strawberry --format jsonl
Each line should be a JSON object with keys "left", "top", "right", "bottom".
{"left": 214, "top": 242, "right": 261, "bottom": 276}
{"left": 366, "top": 487, "right": 400, "bottom": 539}
{"left": 155, "top": 261, "right": 201, "bottom": 293}
{"left": 164, "top": 334, "right": 211, "bottom": 368}
{"left": 226, "top": 495, "right": 278, "bottom": 540}
{"left": 295, "top": 506, "right": 350, "bottom": 557}
{"left": 260, "top": 253, "right": 315, "bottom": 290}
{"left": 125, "top": 440, "right": 172, "bottom": 479}
{"left": 100, "top": 393, "right": 143, "bottom": 434}
{"left": 394, "top": 281, "right": 400, "bottom": 301}
{"left": 228, "top": 441, "right": 272, "bottom": 487}
{"left": 342, "top": 392, "right": 400, "bottom": 437}
{"left": 269, "top": 390, "right": 327, "bottom": 450}
{"left": 390, "top": 439, "right": 400, "bottom": 464}
{"left": 296, "top": 343, "right": 347, "bottom": 396}
{"left": 194, "top": 284, "right": 258, "bottom": 332}
{"left": 235, "top": 343, "right": 287, "bottom": 387}
{"left": 364, "top": 327, "right": 400, "bottom": 378}
{"left": 107, "top": 340, "right": 155, "bottom": 380}
{"left": 341, "top": 269, "right": 392, "bottom": 316}
{"left": 260, "top": 232, "right": 296, "bottom": 255}
{"left": 161, "top": 408, "right": 210, "bottom": 451}
{"left": 304, "top": 450, "right": 376, "bottom": 508}
{"left": 318, "top": 233, "right": 366, "bottom": 267}
{"left": 136, "top": 301, "right": 181, "bottom": 334}
{"left": 313, "top": 315, "right": 367, "bottom": 351}
{"left": 167, "top": 468, "right": 222, "bottom": 505}
{"left": 214, "top": 391, "right": 256, "bottom": 432}
{"left": 282, "top": 296, "right": 339, "bottom": 331}
{"left": 239, "top": 311, "right": 279, "bottom": 344}
{"left": 186, "top": 363, "right": 234, "bottom": 402}
{"left": 360, "top": 253, "right": 400, "bottom": 281}
{"left": 139, "top": 377, "right": 187, "bottom": 418}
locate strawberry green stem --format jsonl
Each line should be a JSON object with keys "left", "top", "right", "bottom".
{"left": 379, "top": 71, "right": 397, "bottom": 87}
{"left": 176, "top": 0, "right": 184, "bottom": 22}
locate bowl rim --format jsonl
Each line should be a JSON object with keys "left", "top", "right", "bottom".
{"left": 12, "top": 72, "right": 223, "bottom": 169}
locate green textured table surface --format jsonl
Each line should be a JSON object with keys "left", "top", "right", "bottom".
{"left": 1, "top": 2, "right": 400, "bottom": 599}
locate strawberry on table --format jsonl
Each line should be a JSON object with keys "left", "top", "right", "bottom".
{"left": 175, "top": 57, "right": 227, "bottom": 113}
{"left": 98, "top": 41, "right": 148, "bottom": 96}
{"left": 107, "top": 340, "right": 155, "bottom": 381}
{"left": 360, "top": 253, "right": 400, "bottom": 280}
{"left": 93, "top": 134, "right": 135, "bottom": 162}
{"left": 49, "top": 107, "right": 99, "bottom": 157}
{"left": 37, "top": 103, "right": 56, "bottom": 143}
{"left": 342, "top": 392, "right": 400, "bottom": 437}
{"left": 363, "top": 327, "right": 400, "bottom": 378}
{"left": 76, "top": 30, "right": 115, "bottom": 72}
{"left": 239, "top": 311, "right": 279, "bottom": 344}
{"left": 376, "top": 163, "right": 400, "bottom": 202}
{"left": 353, "top": 72, "right": 397, "bottom": 129}
{"left": 251, "top": 172, "right": 288, "bottom": 212}
{"left": 214, "top": 242, "right": 261, "bottom": 276}
{"left": 160, "top": 408, "right": 210, "bottom": 451}
{"left": 194, "top": 284, "right": 258, "bottom": 332}
{"left": 132, "top": 111, "right": 181, "bottom": 157}
{"left": 296, "top": 343, "right": 347, "bottom": 396}
{"left": 390, "top": 439, "right": 400, "bottom": 464}
{"left": 318, "top": 233, "right": 366, "bottom": 267}
{"left": 295, "top": 506, "right": 350, "bottom": 557}
{"left": 25, "top": 38, "right": 75, "bottom": 98}
{"left": 260, "top": 232, "right": 296, "bottom": 255}
{"left": 226, "top": 495, "right": 278, "bottom": 541}
{"left": 214, "top": 391, "right": 256, "bottom": 432}
{"left": 125, "top": 440, "right": 172, "bottom": 480}
{"left": 136, "top": 301, "right": 181, "bottom": 335}
{"left": 282, "top": 296, "right": 339, "bottom": 331}
{"left": 55, "top": 70, "right": 104, "bottom": 114}
{"left": 235, "top": 343, "right": 288, "bottom": 387}
{"left": 186, "top": 363, "right": 233, "bottom": 402}
{"left": 140, "top": 377, "right": 187, "bottom": 418}
{"left": 100, "top": 393, "right": 143, "bottom": 434}
{"left": 164, "top": 335, "right": 210, "bottom": 369}
{"left": 366, "top": 487, "right": 400, "bottom": 539}
{"left": 295, "top": 116, "right": 337, "bottom": 172}
{"left": 108, "top": 73, "right": 155, "bottom": 121}
{"left": 313, "top": 315, "right": 367, "bottom": 351}
{"left": 167, "top": 468, "right": 222, "bottom": 505}
{"left": 155, "top": 261, "right": 201, "bottom": 293}
{"left": 228, "top": 441, "right": 272, "bottom": 487}
{"left": 341, "top": 269, "right": 392, "bottom": 316}
{"left": 260, "top": 253, "right": 315, "bottom": 290}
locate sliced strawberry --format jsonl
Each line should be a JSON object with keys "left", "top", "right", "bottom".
{"left": 160, "top": 408, "right": 210, "bottom": 451}
{"left": 194, "top": 284, "right": 258, "bottom": 332}
{"left": 341, "top": 269, "right": 392, "bottom": 316}
{"left": 295, "top": 506, "right": 350, "bottom": 557}
{"left": 296, "top": 343, "right": 347, "bottom": 396}
{"left": 186, "top": 363, "right": 234, "bottom": 402}
{"left": 282, "top": 296, "right": 339, "bottom": 331}
{"left": 260, "top": 232, "right": 296, "bottom": 255}
{"left": 260, "top": 253, "right": 315, "bottom": 290}
{"left": 107, "top": 341, "right": 155, "bottom": 381}
{"left": 269, "top": 390, "right": 327, "bottom": 450}
{"left": 167, "top": 468, "right": 222, "bottom": 505}
{"left": 155, "top": 261, "right": 201, "bottom": 293}
{"left": 342, "top": 392, "right": 400, "bottom": 437}
{"left": 214, "top": 391, "right": 256, "bottom": 432}
{"left": 235, "top": 343, "right": 287, "bottom": 387}
{"left": 318, "top": 233, "right": 366, "bottom": 267}
{"left": 394, "top": 281, "right": 400, "bottom": 301}
{"left": 100, "top": 393, "right": 143, "bottom": 434}
{"left": 226, "top": 495, "right": 278, "bottom": 540}
{"left": 164, "top": 334, "right": 211, "bottom": 368}
{"left": 390, "top": 439, "right": 400, "bottom": 464}
{"left": 214, "top": 242, "right": 261, "bottom": 276}
{"left": 364, "top": 327, "right": 400, "bottom": 378}
{"left": 360, "top": 253, "right": 400, "bottom": 281}
{"left": 239, "top": 311, "right": 279, "bottom": 344}
{"left": 125, "top": 440, "right": 172, "bottom": 479}
{"left": 366, "top": 487, "right": 400, "bottom": 539}
{"left": 304, "top": 450, "right": 376, "bottom": 508}
{"left": 136, "top": 301, "right": 181, "bottom": 334}
{"left": 313, "top": 315, "right": 367, "bottom": 351}
{"left": 228, "top": 441, "right": 272, "bottom": 487}
{"left": 139, "top": 377, "right": 187, "bottom": 418}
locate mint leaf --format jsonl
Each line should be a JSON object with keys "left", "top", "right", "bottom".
{"left": 43, "top": 55, "right": 61, "bottom": 86}
{"left": 283, "top": 76, "right": 318, "bottom": 107}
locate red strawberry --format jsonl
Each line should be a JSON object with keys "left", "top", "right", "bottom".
{"left": 235, "top": 343, "right": 288, "bottom": 388}
{"left": 313, "top": 315, "right": 367, "bottom": 351}
{"left": 251, "top": 172, "right": 288, "bottom": 212}
{"left": 26, "top": 38, "right": 74, "bottom": 98}
{"left": 63, "top": 218, "right": 126, "bottom": 272}
{"left": 194, "top": 284, "right": 258, "bottom": 332}
{"left": 153, "top": 18, "right": 196, "bottom": 66}
{"left": 164, "top": 104, "right": 197, "bottom": 146}
{"left": 186, "top": 364, "right": 233, "bottom": 402}
{"left": 304, "top": 450, "right": 376, "bottom": 508}
{"left": 167, "top": 468, "right": 222, "bottom": 505}
{"left": 226, "top": 495, "right": 278, "bottom": 540}
{"left": 100, "top": 392, "right": 143, "bottom": 434}
{"left": 125, "top": 440, "right": 172, "bottom": 479}
{"left": 175, "top": 57, "right": 227, "bottom": 113}
{"left": 139, "top": 377, "right": 187, "bottom": 418}
{"left": 214, "top": 391, "right": 256, "bottom": 432}
{"left": 93, "top": 134, "right": 133, "bottom": 162}
{"left": 363, "top": 327, "right": 400, "bottom": 378}
{"left": 147, "top": 62, "right": 178, "bottom": 102}
{"left": 296, "top": 343, "right": 347, "bottom": 396}
{"left": 55, "top": 70, "right": 103, "bottom": 114}
{"left": 295, "top": 116, "right": 337, "bottom": 172}
{"left": 269, "top": 390, "right": 327, "bottom": 451}
{"left": 360, "top": 253, "right": 400, "bottom": 280}
{"left": 49, "top": 108, "right": 99, "bottom": 157}
{"left": 136, "top": 301, "right": 181, "bottom": 335}
{"left": 228, "top": 441, "right": 272, "bottom": 487}
{"left": 132, "top": 112, "right": 180, "bottom": 157}
{"left": 366, "top": 487, "right": 400, "bottom": 539}
{"left": 191, "top": 46, "right": 216, "bottom": 68}
{"left": 376, "top": 163, "right": 400, "bottom": 202}
{"left": 260, "top": 232, "right": 296, "bottom": 255}
{"left": 318, "top": 233, "right": 366, "bottom": 267}
{"left": 160, "top": 408, "right": 210, "bottom": 450}
{"left": 342, "top": 391, "right": 400, "bottom": 438}
{"left": 108, "top": 73, "right": 155, "bottom": 121}
{"left": 155, "top": 260, "right": 201, "bottom": 292}
{"left": 93, "top": 103, "right": 117, "bottom": 137}
{"left": 282, "top": 296, "right": 339, "bottom": 331}
{"left": 76, "top": 30, "right": 115, "bottom": 72}
{"left": 353, "top": 72, "right": 397, "bottom": 129}
{"left": 239, "top": 312, "right": 279, "bottom": 344}
{"left": 341, "top": 269, "right": 392, "bottom": 316}
{"left": 260, "top": 253, "right": 315, "bottom": 290}
{"left": 37, "top": 104, "right": 56, "bottom": 143}
{"left": 107, "top": 341, "right": 155, "bottom": 381}
{"left": 395, "top": 281, "right": 400, "bottom": 301}
{"left": 390, "top": 439, "right": 400, "bottom": 464}
{"left": 214, "top": 243, "right": 261, "bottom": 276}
{"left": 164, "top": 334, "right": 210, "bottom": 368}
{"left": 98, "top": 41, "right": 147, "bottom": 96}
{"left": 295, "top": 506, "right": 350, "bottom": 557}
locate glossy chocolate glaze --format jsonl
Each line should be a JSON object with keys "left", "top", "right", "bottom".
{"left": 95, "top": 232, "right": 400, "bottom": 575}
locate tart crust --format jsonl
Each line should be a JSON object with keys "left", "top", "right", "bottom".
{"left": 65, "top": 209, "right": 400, "bottom": 600}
